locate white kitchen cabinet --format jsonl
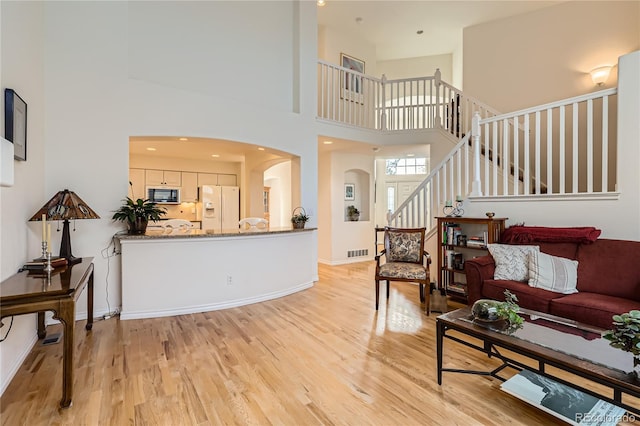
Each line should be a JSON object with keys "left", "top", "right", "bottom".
{"left": 197, "top": 172, "right": 218, "bottom": 187}
{"left": 129, "top": 168, "right": 146, "bottom": 200}
{"left": 145, "top": 169, "right": 181, "bottom": 186}
{"left": 218, "top": 174, "right": 237, "bottom": 186}
{"left": 181, "top": 172, "right": 198, "bottom": 202}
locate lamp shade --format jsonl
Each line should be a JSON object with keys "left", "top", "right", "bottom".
{"left": 29, "top": 189, "right": 100, "bottom": 222}
{"left": 29, "top": 189, "right": 99, "bottom": 264}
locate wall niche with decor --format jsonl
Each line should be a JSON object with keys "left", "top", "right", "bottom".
{"left": 344, "top": 169, "right": 369, "bottom": 221}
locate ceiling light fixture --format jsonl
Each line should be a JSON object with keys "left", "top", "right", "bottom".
{"left": 258, "top": 147, "right": 265, "bottom": 151}
{"left": 211, "top": 154, "right": 220, "bottom": 158}
{"left": 590, "top": 65, "right": 613, "bottom": 86}
{"left": 179, "top": 137, "right": 188, "bottom": 141}
{"left": 323, "top": 140, "right": 333, "bottom": 145}
{"left": 407, "top": 153, "right": 415, "bottom": 157}
{"left": 146, "top": 147, "right": 156, "bottom": 151}
{"left": 417, "top": 30, "right": 424, "bottom": 35}
{"left": 317, "top": 0, "right": 325, "bottom": 6}
{"left": 355, "top": 17, "right": 363, "bottom": 24}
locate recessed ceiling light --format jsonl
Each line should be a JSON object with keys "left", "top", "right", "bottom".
{"left": 323, "top": 140, "right": 333, "bottom": 145}
{"left": 179, "top": 137, "right": 188, "bottom": 141}
{"left": 407, "top": 153, "right": 415, "bottom": 157}
{"left": 258, "top": 147, "right": 265, "bottom": 151}
{"left": 317, "top": 0, "right": 325, "bottom": 6}
{"left": 417, "top": 30, "right": 424, "bottom": 35}
{"left": 146, "top": 147, "right": 156, "bottom": 151}
{"left": 211, "top": 154, "right": 220, "bottom": 158}
{"left": 355, "top": 17, "right": 363, "bottom": 24}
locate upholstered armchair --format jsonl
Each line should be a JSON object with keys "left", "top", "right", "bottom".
{"left": 375, "top": 227, "right": 431, "bottom": 314}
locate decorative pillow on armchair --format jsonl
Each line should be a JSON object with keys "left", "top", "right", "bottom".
{"left": 528, "top": 251, "right": 579, "bottom": 294}
{"left": 487, "top": 244, "right": 540, "bottom": 282}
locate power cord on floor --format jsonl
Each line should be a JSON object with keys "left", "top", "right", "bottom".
{"left": 99, "top": 232, "right": 126, "bottom": 320}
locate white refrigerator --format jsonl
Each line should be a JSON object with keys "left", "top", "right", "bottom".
{"left": 201, "top": 185, "right": 240, "bottom": 231}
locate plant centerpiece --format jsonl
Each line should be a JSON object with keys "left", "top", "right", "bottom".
{"left": 471, "top": 290, "right": 524, "bottom": 333}
{"left": 347, "top": 205, "right": 360, "bottom": 221}
{"left": 112, "top": 197, "right": 167, "bottom": 235}
{"left": 603, "top": 310, "right": 640, "bottom": 377}
{"left": 291, "top": 207, "right": 310, "bottom": 229}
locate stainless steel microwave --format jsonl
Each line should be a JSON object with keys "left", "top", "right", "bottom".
{"left": 146, "top": 186, "right": 181, "bottom": 204}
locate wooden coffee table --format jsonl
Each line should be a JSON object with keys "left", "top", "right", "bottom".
{"left": 436, "top": 307, "right": 640, "bottom": 415}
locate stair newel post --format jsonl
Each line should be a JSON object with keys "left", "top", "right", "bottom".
{"left": 470, "top": 111, "right": 483, "bottom": 197}
{"left": 380, "top": 74, "right": 387, "bottom": 131}
{"left": 435, "top": 68, "right": 441, "bottom": 128}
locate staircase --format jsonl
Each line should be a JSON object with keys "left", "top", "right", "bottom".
{"left": 317, "top": 61, "right": 619, "bottom": 235}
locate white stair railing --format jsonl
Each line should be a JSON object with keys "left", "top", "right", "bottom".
{"left": 473, "top": 88, "right": 617, "bottom": 197}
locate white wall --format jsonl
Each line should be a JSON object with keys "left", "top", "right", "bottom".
{"left": 318, "top": 151, "right": 375, "bottom": 265}
{"left": 377, "top": 54, "right": 452, "bottom": 83}
{"left": 1, "top": 0, "right": 318, "bottom": 395}
{"left": 0, "top": 0, "right": 46, "bottom": 396}
{"left": 463, "top": 1, "right": 640, "bottom": 112}
{"left": 264, "top": 161, "right": 292, "bottom": 228}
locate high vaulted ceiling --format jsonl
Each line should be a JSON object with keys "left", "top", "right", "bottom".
{"left": 317, "top": 0, "right": 561, "bottom": 61}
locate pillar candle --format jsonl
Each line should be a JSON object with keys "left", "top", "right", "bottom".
{"left": 456, "top": 195, "right": 463, "bottom": 202}
{"left": 47, "top": 224, "right": 51, "bottom": 251}
{"left": 42, "top": 214, "right": 46, "bottom": 242}
{"left": 445, "top": 200, "right": 452, "bottom": 207}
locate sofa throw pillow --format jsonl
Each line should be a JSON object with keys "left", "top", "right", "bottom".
{"left": 487, "top": 244, "right": 540, "bottom": 282}
{"left": 528, "top": 251, "right": 579, "bottom": 294}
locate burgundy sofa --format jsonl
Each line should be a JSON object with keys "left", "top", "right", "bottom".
{"left": 465, "top": 229, "right": 640, "bottom": 330}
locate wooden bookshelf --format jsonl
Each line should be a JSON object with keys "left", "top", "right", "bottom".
{"left": 436, "top": 216, "right": 507, "bottom": 304}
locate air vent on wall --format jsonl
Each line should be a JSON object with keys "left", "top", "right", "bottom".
{"left": 347, "top": 249, "right": 368, "bottom": 258}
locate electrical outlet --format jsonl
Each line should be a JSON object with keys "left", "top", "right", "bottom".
{"left": 226, "top": 275, "right": 233, "bottom": 285}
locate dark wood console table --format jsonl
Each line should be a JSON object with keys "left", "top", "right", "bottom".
{"left": 0, "top": 257, "right": 94, "bottom": 408}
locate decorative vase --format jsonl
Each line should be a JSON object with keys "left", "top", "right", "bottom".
{"left": 128, "top": 217, "right": 148, "bottom": 235}
{"left": 471, "top": 299, "right": 502, "bottom": 322}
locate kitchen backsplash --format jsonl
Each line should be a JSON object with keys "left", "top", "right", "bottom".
{"left": 162, "top": 203, "right": 199, "bottom": 221}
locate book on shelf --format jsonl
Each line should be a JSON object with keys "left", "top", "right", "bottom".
{"left": 446, "top": 282, "right": 467, "bottom": 294}
{"left": 501, "top": 370, "right": 626, "bottom": 426}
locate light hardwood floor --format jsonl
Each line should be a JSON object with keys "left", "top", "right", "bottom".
{"left": 0, "top": 262, "right": 634, "bottom": 425}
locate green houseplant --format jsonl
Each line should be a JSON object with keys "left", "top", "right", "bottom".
{"left": 291, "top": 207, "right": 310, "bottom": 229}
{"left": 112, "top": 197, "right": 167, "bottom": 235}
{"left": 347, "top": 205, "right": 360, "bottom": 221}
{"left": 603, "top": 310, "right": 640, "bottom": 376}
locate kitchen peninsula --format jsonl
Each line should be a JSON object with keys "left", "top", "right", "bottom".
{"left": 117, "top": 228, "right": 317, "bottom": 319}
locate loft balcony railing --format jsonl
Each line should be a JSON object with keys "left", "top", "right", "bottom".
{"left": 317, "top": 61, "right": 499, "bottom": 134}
{"left": 317, "top": 61, "right": 618, "bottom": 230}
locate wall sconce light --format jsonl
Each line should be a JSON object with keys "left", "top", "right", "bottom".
{"left": 590, "top": 65, "right": 612, "bottom": 86}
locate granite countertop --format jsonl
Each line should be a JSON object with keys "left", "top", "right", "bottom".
{"left": 116, "top": 226, "right": 316, "bottom": 240}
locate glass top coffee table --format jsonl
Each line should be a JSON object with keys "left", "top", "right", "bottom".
{"left": 436, "top": 307, "right": 640, "bottom": 416}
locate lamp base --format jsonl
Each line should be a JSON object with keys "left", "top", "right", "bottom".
{"left": 59, "top": 219, "right": 82, "bottom": 264}
{"left": 66, "top": 256, "right": 82, "bottom": 265}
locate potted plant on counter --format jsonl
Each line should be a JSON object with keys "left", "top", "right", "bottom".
{"left": 112, "top": 197, "right": 167, "bottom": 235}
{"left": 291, "top": 207, "right": 310, "bottom": 229}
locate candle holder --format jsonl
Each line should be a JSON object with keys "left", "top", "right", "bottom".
{"left": 443, "top": 200, "right": 464, "bottom": 217}
{"left": 44, "top": 251, "right": 54, "bottom": 273}
{"left": 36, "top": 241, "right": 49, "bottom": 261}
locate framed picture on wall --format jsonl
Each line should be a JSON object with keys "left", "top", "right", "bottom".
{"left": 340, "top": 53, "right": 365, "bottom": 102}
{"left": 345, "top": 183, "right": 355, "bottom": 201}
{"left": 4, "top": 89, "right": 27, "bottom": 161}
